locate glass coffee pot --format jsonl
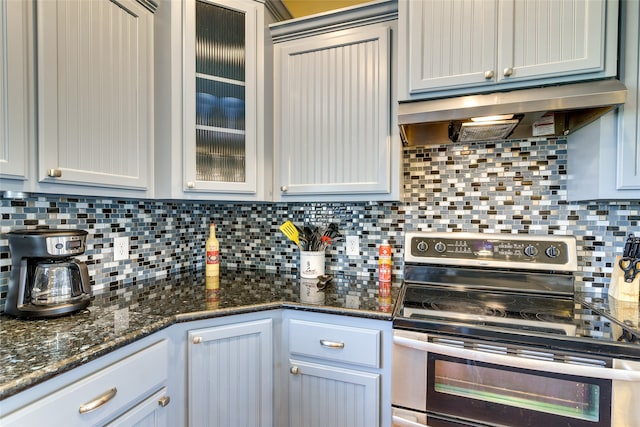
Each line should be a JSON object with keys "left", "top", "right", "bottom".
{"left": 31, "top": 260, "right": 89, "bottom": 305}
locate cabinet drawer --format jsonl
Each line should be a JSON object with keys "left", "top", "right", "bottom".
{"left": 1, "top": 339, "right": 168, "bottom": 427}
{"left": 289, "top": 319, "right": 380, "bottom": 368}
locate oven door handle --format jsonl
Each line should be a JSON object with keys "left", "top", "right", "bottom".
{"left": 393, "top": 335, "right": 640, "bottom": 382}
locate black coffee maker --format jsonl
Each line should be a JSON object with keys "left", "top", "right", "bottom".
{"left": 6, "top": 229, "right": 91, "bottom": 318}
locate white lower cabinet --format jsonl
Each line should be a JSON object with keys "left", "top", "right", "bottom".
{"left": 0, "top": 310, "right": 391, "bottom": 427}
{"left": 288, "top": 359, "right": 380, "bottom": 427}
{"left": 0, "top": 338, "right": 170, "bottom": 427}
{"left": 187, "top": 318, "right": 273, "bottom": 427}
{"left": 284, "top": 311, "right": 392, "bottom": 427}
{"left": 105, "top": 387, "right": 170, "bottom": 427}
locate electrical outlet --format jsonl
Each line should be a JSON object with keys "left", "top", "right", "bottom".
{"left": 346, "top": 235, "right": 359, "bottom": 256}
{"left": 114, "top": 236, "right": 129, "bottom": 261}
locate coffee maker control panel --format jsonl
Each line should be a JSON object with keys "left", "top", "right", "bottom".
{"left": 46, "top": 235, "right": 86, "bottom": 256}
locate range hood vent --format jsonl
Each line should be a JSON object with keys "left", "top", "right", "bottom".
{"left": 398, "top": 79, "right": 627, "bottom": 146}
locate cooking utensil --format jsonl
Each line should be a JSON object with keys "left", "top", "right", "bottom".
{"left": 280, "top": 220, "right": 302, "bottom": 250}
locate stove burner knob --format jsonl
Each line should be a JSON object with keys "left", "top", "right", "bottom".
{"left": 545, "top": 245, "right": 560, "bottom": 258}
{"left": 434, "top": 242, "right": 447, "bottom": 253}
{"left": 523, "top": 245, "right": 538, "bottom": 257}
{"left": 416, "top": 241, "right": 428, "bottom": 252}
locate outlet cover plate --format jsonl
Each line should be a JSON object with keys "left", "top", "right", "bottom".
{"left": 114, "top": 236, "right": 129, "bottom": 261}
{"left": 346, "top": 235, "right": 359, "bottom": 256}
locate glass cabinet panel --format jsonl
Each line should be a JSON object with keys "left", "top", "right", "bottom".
{"left": 194, "top": 0, "right": 246, "bottom": 183}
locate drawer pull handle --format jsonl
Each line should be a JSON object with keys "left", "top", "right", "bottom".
{"left": 79, "top": 387, "right": 117, "bottom": 414}
{"left": 47, "top": 168, "right": 62, "bottom": 178}
{"left": 320, "top": 339, "right": 344, "bottom": 349}
{"left": 192, "top": 336, "right": 202, "bottom": 344}
{"left": 158, "top": 396, "right": 171, "bottom": 407}
{"left": 290, "top": 366, "right": 300, "bottom": 375}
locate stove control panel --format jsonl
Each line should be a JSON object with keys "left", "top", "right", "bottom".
{"left": 405, "top": 232, "right": 577, "bottom": 272}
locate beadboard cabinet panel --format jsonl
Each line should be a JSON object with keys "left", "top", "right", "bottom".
{"left": 274, "top": 20, "right": 399, "bottom": 201}
{"left": 400, "top": 0, "right": 618, "bottom": 100}
{"left": 288, "top": 359, "right": 380, "bottom": 427}
{"left": 0, "top": 0, "right": 32, "bottom": 186}
{"left": 617, "top": 0, "right": 640, "bottom": 189}
{"left": 407, "top": 0, "right": 498, "bottom": 92}
{"left": 37, "top": 0, "right": 153, "bottom": 192}
{"left": 499, "top": 0, "right": 610, "bottom": 83}
{"left": 188, "top": 318, "right": 273, "bottom": 427}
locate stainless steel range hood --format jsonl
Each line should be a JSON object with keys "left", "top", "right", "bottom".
{"left": 398, "top": 79, "right": 627, "bottom": 146}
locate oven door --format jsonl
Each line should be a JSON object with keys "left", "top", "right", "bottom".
{"left": 393, "top": 330, "right": 640, "bottom": 427}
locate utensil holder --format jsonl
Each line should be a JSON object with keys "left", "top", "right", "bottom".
{"left": 300, "top": 251, "right": 325, "bottom": 278}
{"left": 608, "top": 255, "right": 640, "bottom": 302}
{"left": 299, "top": 277, "right": 325, "bottom": 304}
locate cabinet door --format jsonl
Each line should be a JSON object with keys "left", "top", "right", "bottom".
{"left": 188, "top": 318, "right": 273, "bottom": 427}
{"left": 105, "top": 387, "right": 170, "bottom": 427}
{"left": 275, "top": 25, "right": 393, "bottom": 199}
{"left": 617, "top": 0, "right": 640, "bottom": 189}
{"left": 401, "top": 0, "right": 498, "bottom": 94}
{"left": 0, "top": 0, "right": 32, "bottom": 182}
{"left": 37, "top": 0, "right": 153, "bottom": 190}
{"left": 288, "top": 359, "right": 380, "bottom": 427}
{"left": 183, "top": 0, "right": 261, "bottom": 195}
{"left": 498, "top": 0, "right": 612, "bottom": 83}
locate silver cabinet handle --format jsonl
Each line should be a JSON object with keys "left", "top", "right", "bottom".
{"left": 79, "top": 387, "right": 117, "bottom": 414}
{"left": 280, "top": 185, "right": 288, "bottom": 192}
{"left": 186, "top": 181, "right": 195, "bottom": 189}
{"left": 290, "top": 366, "right": 299, "bottom": 375}
{"left": 158, "top": 396, "right": 171, "bottom": 407}
{"left": 484, "top": 70, "right": 494, "bottom": 79}
{"left": 47, "top": 168, "right": 62, "bottom": 178}
{"left": 192, "top": 336, "right": 202, "bottom": 344}
{"left": 320, "top": 339, "right": 344, "bottom": 349}
{"left": 503, "top": 67, "right": 514, "bottom": 77}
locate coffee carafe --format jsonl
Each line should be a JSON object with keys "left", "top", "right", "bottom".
{"left": 6, "top": 229, "right": 91, "bottom": 318}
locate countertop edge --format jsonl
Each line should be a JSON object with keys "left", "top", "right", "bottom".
{"left": 0, "top": 300, "right": 391, "bottom": 400}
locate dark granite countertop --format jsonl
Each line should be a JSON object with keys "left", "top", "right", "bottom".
{"left": 575, "top": 291, "right": 640, "bottom": 340}
{"left": 0, "top": 269, "right": 399, "bottom": 400}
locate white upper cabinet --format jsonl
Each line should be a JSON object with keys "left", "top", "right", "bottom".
{"left": 616, "top": 0, "right": 640, "bottom": 191}
{"left": 567, "top": 0, "right": 640, "bottom": 200}
{"left": 155, "top": 0, "right": 272, "bottom": 201}
{"left": 399, "top": 0, "right": 619, "bottom": 100}
{"left": 0, "top": 0, "right": 33, "bottom": 191}
{"left": 36, "top": 0, "right": 155, "bottom": 196}
{"left": 271, "top": 0, "right": 400, "bottom": 202}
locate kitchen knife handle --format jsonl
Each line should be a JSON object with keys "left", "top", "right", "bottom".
{"left": 623, "top": 234, "right": 634, "bottom": 257}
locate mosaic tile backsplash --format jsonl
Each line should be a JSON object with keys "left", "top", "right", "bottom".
{"left": 1, "top": 137, "right": 638, "bottom": 312}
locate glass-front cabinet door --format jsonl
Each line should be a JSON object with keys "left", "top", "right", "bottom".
{"left": 183, "top": 0, "right": 260, "bottom": 195}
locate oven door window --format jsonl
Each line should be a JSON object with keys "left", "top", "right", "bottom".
{"left": 427, "top": 354, "right": 611, "bottom": 427}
